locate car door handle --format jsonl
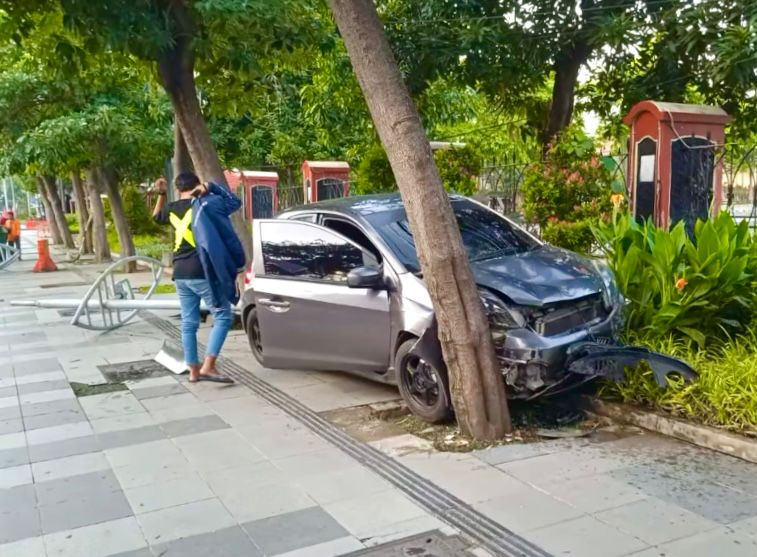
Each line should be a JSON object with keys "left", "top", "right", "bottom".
{"left": 259, "top": 299, "right": 291, "bottom": 312}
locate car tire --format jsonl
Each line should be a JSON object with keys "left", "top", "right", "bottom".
{"left": 395, "top": 338, "right": 453, "bottom": 424}
{"left": 246, "top": 308, "right": 264, "bottom": 365}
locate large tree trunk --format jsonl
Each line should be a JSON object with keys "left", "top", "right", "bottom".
{"left": 86, "top": 168, "right": 111, "bottom": 263}
{"left": 41, "top": 175, "right": 75, "bottom": 249}
{"left": 328, "top": 0, "right": 511, "bottom": 440}
{"left": 156, "top": 2, "right": 251, "bottom": 264}
{"left": 71, "top": 170, "right": 93, "bottom": 255}
{"left": 542, "top": 39, "right": 591, "bottom": 153}
{"left": 101, "top": 166, "right": 136, "bottom": 273}
{"left": 173, "top": 122, "right": 194, "bottom": 177}
{"left": 36, "top": 177, "right": 63, "bottom": 245}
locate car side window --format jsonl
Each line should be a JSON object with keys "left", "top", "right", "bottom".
{"left": 289, "top": 213, "right": 317, "bottom": 223}
{"left": 322, "top": 218, "right": 383, "bottom": 263}
{"left": 260, "top": 221, "right": 378, "bottom": 284}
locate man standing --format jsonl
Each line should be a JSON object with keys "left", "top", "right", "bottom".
{"left": 152, "top": 173, "right": 242, "bottom": 383}
{"left": 4, "top": 210, "right": 20, "bottom": 260}
{"left": 0, "top": 211, "right": 7, "bottom": 263}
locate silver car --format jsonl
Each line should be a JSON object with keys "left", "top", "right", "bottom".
{"left": 241, "top": 194, "right": 693, "bottom": 422}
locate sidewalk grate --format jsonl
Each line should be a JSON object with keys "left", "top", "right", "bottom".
{"left": 99, "top": 359, "right": 170, "bottom": 383}
{"left": 345, "top": 530, "right": 473, "bottom": 556}
{"left": 145, "top": 313, "right": 552, "bottom": 557}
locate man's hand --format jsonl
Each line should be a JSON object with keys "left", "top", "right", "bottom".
{"left": 154, "top": 178, "right": 168, "bottom": 193}
{"left": 191, "top": 183, "right": 210, "bottom": 198}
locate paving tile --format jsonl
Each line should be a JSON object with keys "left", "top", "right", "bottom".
{"left": 14, "top": 370, "right": 67, "bottom": 385}
{"left": 16, "top": 379, "right": 71, "bottom": 395}
{"left": 186, "top": 382, "right": 252, "bottom": 402}
{"left": 26, "top": 421, "right": 93, "bottom": 446}
{"left": 109, "top": 550, "right": 153, "bottom": 557}
{"left": 158, "top": 414, "right": 229, "bottom": 438}
{"left": 0, "top": 386, "right": 16, "bottom": 398}
{"left": 539, "top": 474, "right": 648, "bottom": 514}
{"left": 12, "top": 358, "right": 61, "bottom": 375}
{"left": 0, "top": 536, "right": 47, "bottom": 557}
{"left": 0, "top": 396, "right": 18, "bottom": 409}
{"left": 247, "top": 427, "right": 332, "bottom": 459}
{"left": 130, "top": 383, "right": 188, "bottom": 400}
{"left": 32, "top": 451, "right": 110, "bottom": 483}
{"left": 124, "top": 376, "right": 178, "bottom": 390}
{"left": 21, "top": 397, "right": 81, "bottom": 417}
{"left": 35, "top": 469, "right": 122, "bottom": 506}
{"left": 0, "top": 417, "right": 23, "bottom": 435}
{"left": 272, "top": 448, "right": 359, "bottom": 479}
{"left": 498, "top": 448, "right": 630, "bottom": 484}
{"left": 19, "top": 389, "right": 75, "bottom": 406}
{"left": 223, "top": 480, "right": 317, "bottom": 522}
{"left": 203, "top": 460, "right": 288, "bottom": 495}
{"left": 475, "top": 438, "right": 589, "bottom": 466}
{"left": 150, "top": 525, "right": 263, "bottom": 557}
{"left": 527, "top": 515, "right": 649, "bottom": 557}
{"left": 136, "top": 498, "right": 236, "bottom": 545}
{"left": 0, "top": 405, "right": 21, "bottom": 421}
{"left": 105, "top": 439, "right": 186, "bottom": 469}
{"left": 23, "top": 410, "right": 87, "bottom": 431}
{"left": 43, "top": 516, "right": 148, "bottom": 557}
{"left": 0, "top": 483, "right": 36, "bottom": 514}
{"left": 598, "top": 497, "right": 720, "bottom": 545}
{"left": 90, "top": 412, "right": 157, "bottom": 434}
{"left": 358, "top": 515, "right": 449, "bottom": 548}
{"left": 123, "top": 474, "right": 214, "bottom": 514}
{"left": 0, "top": 377, "right": 15, "bottom": 389}
{"left": 324, "top": 490, "right": 427, "bottom": 538}
{"left": 0, "top": 446, "right": 29, "bottom": 468}
{"left": 243, "top": 506, "right": 349, "bottom": 556}
{"left": 0, "top": 463, "right": 32, "bottom": 488}
{"left": 39, "top": 487, "right": 132, "bottom": 534}
{"left": 0, "top": 504, "right": 41, "bottom": 543}
{"left": 275, "top": 536, "right": 365, "bottom": 557}
{"left": 173, "top": 429, "right": 265, "bottom": 470}
{"left": 28, "top": 434, "right": 102, "bottom": 463}
{"left": 653, "top": 525, "right": 757, "bottom": 556}
{"left": 140, "top": 393, "right": 198, "bottom": 412}
{"left": 97, "top": 425, "right": 166, "bottom": 450}
{"left": 147, "top": 403, "right": 216, "bottom": 424}
{"left": 294, "top": 466, "right": 393, "bottom": 505}
{"left": 79, "top": 392, "right": 144, "bottom": 421}
{"left": 0, "top": 431, "right": 26, "bottom": 450}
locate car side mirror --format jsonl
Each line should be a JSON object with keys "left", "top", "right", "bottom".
{"left": 347, "top": 267, "right": 384, "bottom": 289}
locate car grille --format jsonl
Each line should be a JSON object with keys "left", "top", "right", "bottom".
{"left": 531, "top": 294, "right": 607, "bottom": 337}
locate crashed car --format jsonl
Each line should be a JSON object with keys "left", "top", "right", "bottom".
{"left": 241, "top": 194, "right": 695, "bottom": 422}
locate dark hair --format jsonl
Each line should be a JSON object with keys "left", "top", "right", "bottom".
{"left": 175, "top": 172, "right": 200, "bottom": 192}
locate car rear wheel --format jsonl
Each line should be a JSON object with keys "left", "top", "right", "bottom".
{"left": 396, "top": 339, "right": 453, "bottom": 423}
{"left": 246, "top": 308, "right": 264, "bottom": 365}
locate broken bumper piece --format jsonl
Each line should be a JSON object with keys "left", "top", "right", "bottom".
{"left": 565, "top": 341, "right": 698, "bottom": 387}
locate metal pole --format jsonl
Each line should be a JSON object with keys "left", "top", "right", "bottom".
{"left": 10, "top": 177, "right": 16, "bottom": 211}
{"left": 2, "top": 178, "right": 7, "bottom": 211}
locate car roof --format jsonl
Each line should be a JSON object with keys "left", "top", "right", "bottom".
{"left": 283, "top": 192, "right": 466, "bottom": 218}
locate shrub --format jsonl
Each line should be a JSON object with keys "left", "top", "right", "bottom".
{"left": 354, "top": 143, "right": 395, "bottom": 194}
{"left": 602, "top": 332, "right": 757, "bottom": 433}
{"left": 593, "top": 209, "right": 757, "bottom": 348}
{"left": 121, "top": 185, "right": 159, "bottom": 236}
{"left": 65, "top": 213, "right": 80, "bottom": 235}
{"left": 521, "top": 125, "right": 614, "bottom": 253}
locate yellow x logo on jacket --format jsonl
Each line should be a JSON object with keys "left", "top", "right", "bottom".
{"left": 169, "top": 211, "right": 196, "bottom": 252}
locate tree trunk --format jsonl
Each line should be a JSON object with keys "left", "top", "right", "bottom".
{"left": 36, "top": 177, "right": 63, "bottom": 245}
{"left": 542, "top": 39, "right": 591, "bottom": 154}
{"left": 156, "top": 2, "right": 251, "bottom": 264}
{"left": 328, "top": 0, "right": 511, "bottom": 440}
{"left": 86, "top": 168, "right": 111, "bottom": 263}
{"left": 71, "top": 170, "right": 93, "bottom": 255}
{"left": 173, "top": 122, "right": 194, "bottom": 177}
{"left": 101, "top": 166, "right": 136, "bottom": 273}
{"left": 41, "top": 175, "right": 75, "bottom": 249}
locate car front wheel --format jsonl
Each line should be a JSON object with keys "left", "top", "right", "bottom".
{"left": 395, "top": 338, "right": 453, "bottom": 423}
{"left": 246, "top": 308, "right": 264, "bottom": 365}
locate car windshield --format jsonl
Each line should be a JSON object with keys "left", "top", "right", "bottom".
{"left": 365, "top": 198, "right": 539, "bottom": 274}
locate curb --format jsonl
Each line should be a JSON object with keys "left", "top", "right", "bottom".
{"left": 588, "top": 398, "right": 757, "bottom": 464}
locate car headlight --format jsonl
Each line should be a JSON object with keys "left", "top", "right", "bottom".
{"left": 591, "top": 259, "right": 620, "bottom": 311}
{"left": 478, "top": 288, "right": 525, "bottom": 343}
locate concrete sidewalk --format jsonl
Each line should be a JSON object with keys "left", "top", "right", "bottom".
{"left": 2, "top": 248, "right": 757, "bottom": 557}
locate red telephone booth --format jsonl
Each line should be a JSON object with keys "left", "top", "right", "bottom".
{"left": 302, "top": 161, "right": 350, "bottom": 203}
{"left": 224, "top": 170, "right": 279, "bottom": 220}
{"left": 624, "top": 101, "right": 731, "bottom": 231}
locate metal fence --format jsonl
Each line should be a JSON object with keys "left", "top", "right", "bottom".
{"left": 723, "top": 144, "right": 757, "bottom": 228}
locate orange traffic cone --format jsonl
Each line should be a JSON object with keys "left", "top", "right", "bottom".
{"left": 33, "top": 239, "right": 57, "bottom": 273}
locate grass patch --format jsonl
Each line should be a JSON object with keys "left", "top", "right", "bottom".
{"left": 137, "top": 283, "right": 176, "bottom": 294}
{"left": 107, "top": 228, "right": 172, "bottom": 260}
{"left": 70, "top": 381, "right": 128, "bottom": 397}
{"left": 601, "top": 331, "right": 757, "bottom": 436}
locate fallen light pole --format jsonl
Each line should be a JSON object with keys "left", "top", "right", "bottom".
{"left": 10, "top": 256, "right": 239, "bottom": 332}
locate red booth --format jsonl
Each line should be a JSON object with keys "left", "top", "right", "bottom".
{"left": 302, "top": 161, "right": 350, "bottom": 203}
{"left": 624, "top": 101, "right": 731, "bottom": 231}
{"left": 224, "top": 170, "right": 279, "bottom": 220}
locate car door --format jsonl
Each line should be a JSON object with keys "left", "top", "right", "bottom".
{"left": 251, "top": 219, "right": 392, "bottom": 372}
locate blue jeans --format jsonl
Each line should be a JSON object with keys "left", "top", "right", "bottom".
{"left": 176, "top": 279, "right": 232, "bottom": 365}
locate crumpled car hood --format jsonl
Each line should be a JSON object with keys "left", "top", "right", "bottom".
{"left": 471, "top": 246, "right": 604, "bottom": 306}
